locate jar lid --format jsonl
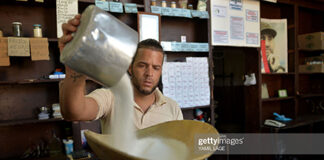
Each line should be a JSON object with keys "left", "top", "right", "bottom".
{"left": 12, "top": 22, "right": 22, "bottom": 25}
{"left": 171, "top": 1, "right": 176, "bottom": 3}
{"left": 33, "top": 24, "right": 42, "bottom": 27}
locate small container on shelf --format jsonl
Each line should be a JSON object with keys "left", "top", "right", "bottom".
{"left": 179, "top": 0, "right": 188, "bottom": 9}
{"left": 171, "top": 1, "right": 176, "bottom": 8}
{"left": 161, "top": 0, "right": 167, "bottom": 7}
{"left": 187, "top": 4, "right": 193, "bottom": 10}
{"left": 151, "top": 0, "right": 156, "bottom": 6}
{"left": 33, "top": 24, "right": 42, "bottom": 38}
{"left": 12, "top": 22, "right": 22, "bottom": 37}
{"left": 0, "top": 30, "right": 3, "bottom": 37}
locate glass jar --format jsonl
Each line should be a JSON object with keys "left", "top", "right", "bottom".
{"left": 161, "top": 0, "right": 167, "bottom": 7}
{"left": 171, "top": 1, "right": 176, "bottom": 8}
{"left": 12, "top": 22, "right": 22, "bottom": 37}
{"left": 188, "top": 4, "right": 193, "bottom": 10}
{"left": 33, "top": 24, "right": 42, "bottom": 38}
{"left": 179, "top": 0, "right": 188, "bottom": 9}
{"left": 151, "top": 0, "right": 156, "bottom": 6}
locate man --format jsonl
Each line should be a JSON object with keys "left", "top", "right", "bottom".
{"left": 261, "top": 22, "right": 285, "bottom": 72}
{"left": 59, "top": 15, "right": 183, "bottom": 134}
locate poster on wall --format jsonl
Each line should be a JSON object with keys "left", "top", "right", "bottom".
{"left": 260, "top": 18, "right": 288, "bottom": 73}
{"left": 210, "top": 0, "right": 260, "bottom": 47}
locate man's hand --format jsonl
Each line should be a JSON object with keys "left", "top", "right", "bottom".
{"left": 58, "top": 14, "right": 81, "bottom": 52}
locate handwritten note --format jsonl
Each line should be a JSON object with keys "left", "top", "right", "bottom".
{"left": 56, "top": 0, "right": 78, "bottom": 38}
{"left": 191, "top": 10, "right": 201, "bottom": 18}
{"left": 124, "top": 3, "right": 137, "bottom": 13}
{"left": 161, "top": 7, "right": 173, "bottom": 16}
{"left": 0, "top": 38, "right": 10, "bottom": 66}
{"left": 199, "top": 11, "right": 209, "bottom": 19}
{"left": 30, "top": 38, "right": 50, "bottom": 61}
{"left": 109, "top": 2, "right": 123, "bottom": 13}
{"left": 95, "top": 0, "right": 109, "bottom": 11}
{"left": 8, "top": 37, "right": 30, "bottom": 57}
{"left": 151, "top": 6, "right": 162, "bottom": 14}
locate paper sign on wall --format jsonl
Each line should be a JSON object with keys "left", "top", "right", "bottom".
{"left": 8, "top": 37, "right": 30, "bottom": 57}
{"left": 211, "top": 0, "right": 260, "bottom": 47}
{"left": 56, "top": 0, "right": 78, "bottom": 38}
{"left": 0, "top": 38, "right": 10, "bottom": 66}
{"left": 30, "top": 38, "right": 50, "bottom": 61}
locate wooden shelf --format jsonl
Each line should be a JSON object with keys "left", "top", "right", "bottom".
{"left": 288, "top": 49, "right": 295, "bottom": 54}
{"left": 262, "top": 96, "right": 295, "bottom": 102}
{"left": 181, "top": 105, "right": 210, "bottom": 110}
{"left": 78, "top": 0, "right": 94, "bottom": 3}
{"left": 298, "top": 49, "right": 324, "bottom": 52}
{"left": 299, "top": 94, "right": 324, "bottom": 98}
{"left": 299, "top": 72, "right": 324, "bottom": 75}
{"left": 0, "top": 118, "right": 64, "bottom": 127}
{"left": 262, "top": 72, "right": 295, "bottom": 76}
{"left": 78, "top": 0, "right": 145, "bottom": 9}
{"left": 0, "top": 79, "right": 62, "bottom": 85}
{"left": 287, "top": 24, "right": 295, "bottom": 29}
{"left": 48, "top": 38, "right": 58, "bottom": 42}
{"left": 262, "top": 114, "right": 324, "bottom": 131}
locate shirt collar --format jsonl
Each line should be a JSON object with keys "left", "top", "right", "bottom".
{"left": 133, "top": 88, "right": 167, "bottom": 110}
{"left": 155, "top": 88, "right": 167, "bottom": 106}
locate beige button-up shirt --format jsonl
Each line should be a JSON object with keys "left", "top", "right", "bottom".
{"left": 86, "top": 88, "right": 183, "bottom": 134}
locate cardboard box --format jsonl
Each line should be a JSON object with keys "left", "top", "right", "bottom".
{"left": 299, "top": 64, "right": 324, "bottom": 73}
{"left": 298, "top": 32, "right": 324, "bottom": 50}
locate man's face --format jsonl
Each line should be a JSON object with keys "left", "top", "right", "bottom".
{"left": 261, "top": 33, "right": 275, "bottom": 57}
{"left": 129, "top": 48, "right": 163, "bottom": 95}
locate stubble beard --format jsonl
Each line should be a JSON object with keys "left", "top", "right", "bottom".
{"left": 131, "top": 74, "right": 158, "bottom": 95}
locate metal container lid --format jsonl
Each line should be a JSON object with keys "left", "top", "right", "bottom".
{"left": 12, "top": 22, "right": 22, "bottom": 25}
{"left": 33, "top": 24, "right": 42, "bottom": 27}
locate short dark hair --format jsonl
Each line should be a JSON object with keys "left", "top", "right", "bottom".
{"left": 130, "top": 39, "right": 164, "bottom": 66}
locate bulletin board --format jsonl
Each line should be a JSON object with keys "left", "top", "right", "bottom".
{"left": 210, "top": 0, "right": 260, "bottom": 47}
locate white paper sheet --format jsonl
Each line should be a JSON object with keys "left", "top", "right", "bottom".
{"left": 211, "top": 0, "right": 260, "bottom": 47}
{"left": 139, "top": 14, "right": 159, "bottom": 41}
{"left": 56, "top": 0, "right": 78, "bottom": 38}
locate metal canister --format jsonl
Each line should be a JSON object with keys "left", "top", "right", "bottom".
{"left": 33, "top": 24, "right": 42, "bottom": 37}
{"left": 12, "top": 22, "right": 22, "bottom": 37}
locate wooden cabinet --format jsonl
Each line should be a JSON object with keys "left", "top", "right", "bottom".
{"left": 0, "top": 0, "right": 215, "bottom": 158}
{"left": 245, "top": 0, "right": 324, "bottom": 132}
{"left": 211, "top": 0, "right": 324, "bottom": 133}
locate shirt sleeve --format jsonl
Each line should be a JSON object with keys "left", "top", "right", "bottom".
{"left": 85, "top": 88, "right": 114, "bottom": 120}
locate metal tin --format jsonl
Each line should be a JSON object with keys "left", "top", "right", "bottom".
{"left": 12, "top": 22, "right": 22, "bottom": 37}
{"left": 61, "top": 5, "right": 138, "bottom": 87}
